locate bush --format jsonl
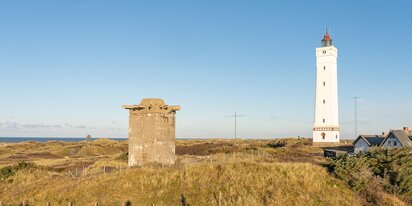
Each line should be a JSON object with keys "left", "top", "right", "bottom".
{"left": 116, "top": 152, "right": 128, "bottom": 161}
{"left": 0, "top": 161, "right": 34, "bottom": 181}
{"left": 267, "top": 138, "right": 311, "bottom": 148}
{"left": 0, "top": 166, "right": 14, "bottom": 180}
{"left": 327, "top": 149, "right": 412, "bottom": 204}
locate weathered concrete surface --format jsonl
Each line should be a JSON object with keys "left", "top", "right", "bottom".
{"left": 123, "top": 98, "right": 180, "bottom": 167}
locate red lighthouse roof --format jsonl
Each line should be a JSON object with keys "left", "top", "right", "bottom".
{"left": 321, "top": 29, "right": 333, "bottom": 47}
{"left": 324, "top": 31, "right": 331, "bottom": 40}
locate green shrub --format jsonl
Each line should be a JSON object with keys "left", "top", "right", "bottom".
{"left": 327, "top": 149, "right": 412, "bottom": 204}
{"left": 0, "top": 161, "right": 34, "bottom": 181}
{"left": 116, "top": 152, "right": 128, "bottom": 161}
{"left": 0, "top": 166, "right": 14, "bottom": 180}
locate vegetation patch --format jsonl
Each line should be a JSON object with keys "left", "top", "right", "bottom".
{"left": 0, "top": 161, "right": 34, "bottom": 181}
{"left": 327, "top": 148, "right": 412, "bottom": 205}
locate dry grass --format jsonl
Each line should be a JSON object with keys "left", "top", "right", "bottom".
{"left": 1, "top": 161, "right": 362, "bottom": 206}
{"left": 0, "top": 138, "right": 405, "bottom": 205}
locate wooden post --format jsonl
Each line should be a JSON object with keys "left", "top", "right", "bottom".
{"left": 47, "top": 202, "right": 51, "bottom": 206}
{"left": 210, "top": 154, "right": 213, "bottom": 163}
{"left": 180, "top": 194, "right": 188, "bottom": 206}
{"left": 22, "top": 200, "right": 26, "bottom": 206}
{"left": 0, "top": 200, "right": 2, "bottom": 206}
{"left": 95, "top": 202, "right": 99, "bottom": 206}
{"left": 69, "top": 202, "right": 72, "bottom": 206}
{"left": 103, "top": 165, "right": 106, "bottom": 174}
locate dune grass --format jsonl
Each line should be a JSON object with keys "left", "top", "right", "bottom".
{"left": 1, "top": 161, "right": 362, "bottom": 206}
{"left": 0, "top": 138, "right": 407, "bottom": 205}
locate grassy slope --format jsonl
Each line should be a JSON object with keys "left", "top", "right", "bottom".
{"left": 2, "top": 162, "right": 361, "bottom": 206}
{"left": 0, "top": 138, "right": 406, "bottom": 205}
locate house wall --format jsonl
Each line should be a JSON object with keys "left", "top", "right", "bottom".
{"left": 381, "top": 136, "right": 403, "bottom": 149}
{"left": 354, "top": 138, "right": 369, "bottom": 153}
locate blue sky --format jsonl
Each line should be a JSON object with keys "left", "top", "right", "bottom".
{"left": 0, "top": 1, "right": 411, "bottom": 139}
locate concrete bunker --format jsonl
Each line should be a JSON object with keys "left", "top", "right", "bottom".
{"left": 123, "top": 98, "right": 180, "bottom": 167}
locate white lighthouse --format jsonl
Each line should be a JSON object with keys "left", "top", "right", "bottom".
{"left": 313, "top": 30, "right": 340, "bottom": 143}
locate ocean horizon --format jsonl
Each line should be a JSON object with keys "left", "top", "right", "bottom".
{"left": 0, "top": 137, "right": 217, "bottom": 143}
{"left": 0, "top": 137, "right": 128, "bottom": 143}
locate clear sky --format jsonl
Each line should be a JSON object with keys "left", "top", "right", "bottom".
{"left": 0, "top": 1, "right": 411, "bottom": 139}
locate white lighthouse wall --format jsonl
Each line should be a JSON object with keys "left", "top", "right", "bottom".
{"left": 313, "top": 45, "right": 340, "bottom": 143}
{"left": 313, "top": 130, "right": 340, "bottom": 142}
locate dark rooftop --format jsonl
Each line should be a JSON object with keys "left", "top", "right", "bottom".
{"left": 363, "top": 135, "right": 385, "bottom": 146}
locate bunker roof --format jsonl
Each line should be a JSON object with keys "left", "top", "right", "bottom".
{"left": 123, "top": 98, "right": 180, "bottom": 111}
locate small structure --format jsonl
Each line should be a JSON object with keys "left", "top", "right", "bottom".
{"left": 323, "top": 145, "right": 353, "bottom": 158}
{"left": 381, "top": 127, "right": 412, "bottom": 149}
{"left": 123, "top": 98, "right": 180, "bottom": 167}
{"left": 323, "top": 149, "right": 348, "bottom": 158}
{"left": 353, "top": 134, "right": 385, "bottom": 153}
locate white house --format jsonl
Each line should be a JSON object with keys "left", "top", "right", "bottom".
{"left": 381, "top": 127, "right": 412, "bottom": 149}
{"left": 353, "top": 134, "right": 385, "bottom": 153}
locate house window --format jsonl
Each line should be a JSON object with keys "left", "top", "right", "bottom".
{"left": 321, "top": 132, "right": 326, "bottom": 139}
{"left": 388, "top": 141, "right": 391, "bottom": 146}
{"left": 394, "top": 141, "right": 397, "bottom": 146}
{"left": 336, "top": 134, "right": 338, "bottom": 139}
{"left": 323, "top": 51, "right": 326, "bottom": 54}
{"left": 323, "top": 119, "right": 325, "bottom": 123}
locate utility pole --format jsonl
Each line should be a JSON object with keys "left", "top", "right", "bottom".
{"left": 234, "top": 111, "right": 237, "bottom": 140}
{"left": 353, "top": 97, "right": 359, "bottom": 137}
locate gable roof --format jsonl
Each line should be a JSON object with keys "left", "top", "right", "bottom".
{"left": 353, "top": 135, "right": 385, "bottom": 146}
{"left": 381, "top": 130, "right": 412, "bottom": 147}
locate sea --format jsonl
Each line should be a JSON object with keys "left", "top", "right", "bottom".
{"left": 0, "top": 137, "right": 128, "bottom": 143}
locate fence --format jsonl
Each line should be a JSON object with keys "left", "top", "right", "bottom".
{"left": 0, "top": 195, "right": 190, "bottom": 206}
{"left": 64, "top": 149, "right": 274, "bottom": 177}
{"left": 0, "top": 149, "right": 278, "bottom": 205}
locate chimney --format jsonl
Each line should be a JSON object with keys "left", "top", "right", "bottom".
{"left": 404, "top": 127, "right": 409, "bottom": 133}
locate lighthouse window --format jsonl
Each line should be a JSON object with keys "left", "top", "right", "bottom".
{"left": 323, "top": 100, "right": 325, "bottom": 104}
{"left": 323, "top": 119, "right": 325, "bottom": 123}
{"left": 323, "top": 51, "right": 326, "bottom": 54}
{"left": 323, "top": 82, "right": 325, "bottom": 86}
{"left": 323, "top": 66, "right": 326, "bottom": 70}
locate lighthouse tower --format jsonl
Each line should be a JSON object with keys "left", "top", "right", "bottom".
{"left": 313, "top": 30, "right": 340, "bottom": 143}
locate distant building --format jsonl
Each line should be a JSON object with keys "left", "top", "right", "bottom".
{"left": 123, "top": 98, "right": 180, "bottom": 167}
{"left": 381, "top": 127, "right": 412, "bottom": 149}
{"left": 353, "top": 134, "right": 385, "bottom": 153}
{"left": 313, "top": 30, "right": 340, "bottom": 143}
